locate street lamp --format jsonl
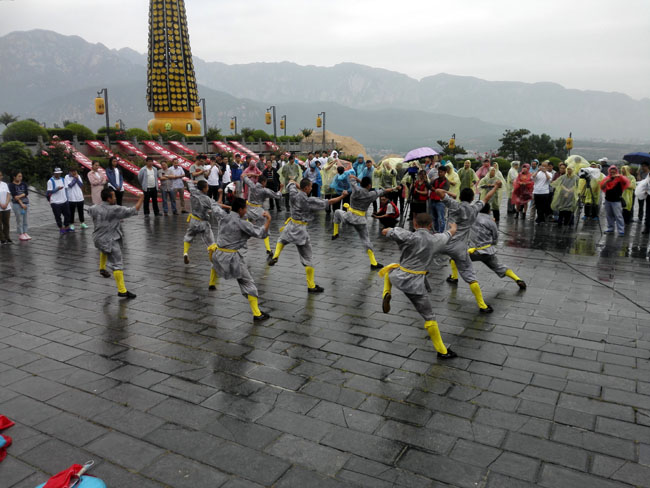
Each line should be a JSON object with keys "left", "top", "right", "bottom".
{"left": 196, "top": 98, "right": 208, "bottom": 153}
{"left": 316, "top": 112, "right": 326, "bottom": 151}
{"left": 566, "top": 132, "right": 573, "bottom": 156}
{"left": 230, "top": 116, "right": 238, "bottom": 135}
{"left": 95, "top": 88, "right": 110, "bottom": 147}
{"left": 280, "top": 115, "right": 287, "bottom": 136}
{"left": 115, "top": 119, "right": 125, "bottom": 130}
{"left": 266, "top": 106, "right": 277, "bottom": 142}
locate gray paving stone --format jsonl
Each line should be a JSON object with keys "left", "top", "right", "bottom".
{"left": 18, "top": 438, "right": 93, "bottom": 474}
{"left": 34, "top": 412, "right": 108, "bottom": 446}
{"left": 504, "top": 432, "right": 588, "bottom": 471}
{"left": 490, "top": 452, "right": 540, "bottom": 481}
{"left": 265, "top": 434, "right": 350, "bottom": 476}
{"left": 85, "top": 431, "right": 165, "bottom": 471}
{"left": 322, "top": 424, "right": 404, "bottom": 464}
{"left": 398, "top": 448, "right": 486, "bottom": 488}
{"left": 540, "top": 464, "right": 629, "bottom": 488}
{"left": 141, "top": 453, "right": 230, "bottom": 488}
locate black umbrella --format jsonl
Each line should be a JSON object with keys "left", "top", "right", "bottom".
{"left": 623, "top": 152, "right": 650, "bottom": 164}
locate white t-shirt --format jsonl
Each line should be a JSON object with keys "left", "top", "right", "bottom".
{"left": 146, "top": 168, "right": 156, "bottom": 189}
{"left": 190, "top": 164, "right": 207, "bottom": 182}
{"left": 206, "top": 165, "right": 220, "bottom": 186}
{"left": 64, "top": 175, "right": 84, "bottom": 202}
{"left": 47, "top": 177, "right": 68, "bottom": 204}
{"left": 533, "top": 170, "right": 551, "bottom": 194}
{"left": 170, "top": 166, "right": 185, "bottom": 189}
{"left": 0, "top": 182, "right": 10, "bottom": 211}
{"left": 221, "top": 164, "right": 231, "bottom": 184}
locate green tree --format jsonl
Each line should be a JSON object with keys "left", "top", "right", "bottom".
{"left": 65, "top": 123, "right": 95, "bottom": 141}
{"left": 62, "top": 119, "right": 76, "bottom": 127}
{"left": 2, "top": 120, "right": 49, "bottom": 143}
{"left": 240, "top": 127, "right": 254, "bottom": 139}
{"left": 125, "top": 128, "right": 152, "bottom": 141}
{"left": 436, "top": 139, "right": 467, "bottom": 157}
{"left": 205, "top": 126, "right": 222, "bottom": 141}
{"left": 0, "top": 141, "right": 35, "bottom": 180}
{"left": 301, "top": 128, "right": 313, "bottom": 138}
{"left": 498, "top": 129, "right": 531, "bottom": 160}
{"left": 0, "top": 112, "right": 19, "bottom": 127}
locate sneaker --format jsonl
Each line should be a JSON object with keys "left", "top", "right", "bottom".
{"left": 208, "top": 285, "right": 216, "bottom": 291}
{"left": 331, "top": 234, "right": 339, "bottom": 240}
{"left": 117, "top": 290, "right": 137, "bottom": 299}
{"left": 479, "top": 304, "right": 494, "bottom": 314}
{"left": 164, "top": 212, "right": 169, "bottom": 216}
{"left": 0, "top": 240, "right": 6, "bottom": 245}
{"left": 618, "top": 232, "right": 625, "bottom": 237}
{"left": 267, "top": 256, "right": 278, "bottom": 266}
{"left": 382, "top": 293, "right": 391, "bottom": 314}
{"left": 18, "top": 234, "right": 28, "bottom": 241}
{"left": 184, "top": 254, "right": 190, "bottom": 264}
{"left": 181, "top": 210, "right": 188, "bottom": 214}
{"left": 308, "top": 285, "right": 325, "bottom": 293}
{"left": 370, "top": 263, "right": 383, "bottom": 270}
{"left": 80, "top": 223, "right": 88, "bottom": 229}
{"left": 437, "top": 348, "right": 458, "bottom": 359}
{"left": 604, "top": 229, "right": 614, "bottom": 234}
{"left": 69, "top": 225, "right": 75, "bottom": 231}
{"left": 99, "top": 269, "right": 111, "bottom": 278}
{"left": 266, "top": 250, "right": 273, "bottom": 258}
{"left": 59, "top": 229, "right": 66, "bottom": 235}
{"left": 24, "top": 234, "right": 32, "bottom": 240}
{"left": 253, "top": 312, "right": 270, "bottom": 321}
{"left": 173, "top": 211, "right": 178, "bottom": 215}
{"left": 592, "top": 217, "right": 599, "bottom": 221}
{"left": 446, "top": 276, "right": 458, "bottom": 284}
{"left": 516, "top": 280, "right": 527, "bottom": 290}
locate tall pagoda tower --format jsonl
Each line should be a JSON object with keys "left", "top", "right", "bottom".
{"left": 146, "top": 0, "right": 201, "bottom": 136}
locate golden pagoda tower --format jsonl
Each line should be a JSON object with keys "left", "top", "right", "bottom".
{"left": 146, "top": 0, "right": 201, "bottom": 136}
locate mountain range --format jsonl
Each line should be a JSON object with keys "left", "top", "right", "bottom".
{"left": 1, "top": 29, "right": 648, "bottom": 157}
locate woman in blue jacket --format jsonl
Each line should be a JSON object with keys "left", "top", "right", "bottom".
{"left": 106, "top": 157, "right": 125, "bottom": 205}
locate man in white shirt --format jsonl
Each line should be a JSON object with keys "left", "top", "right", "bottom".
{"left": 190, "top": 155, "right": 209, "bottom": 182}
{"left": 170, "top": 159, "right": 187, "bottom": 213}
{"left": 137, "top": 157, "right": 160, "bottom": 217}
{"left": 532, "top": 160, "right": 552, "bottom": 224}
{"left": 159, "top": 161, "right": 176, "bottom": 216}
{"left": 47, "top": 167, "right": 72, "bottom": 234}
{"left": 64, "top": 167, "right": 88, "bottom": 230}
{"left": 206, "top": 159, "right": 221, "bottom": 200}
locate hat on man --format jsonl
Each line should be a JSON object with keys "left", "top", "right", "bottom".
{"left": 53, "top": 167, "right": 63, "bottom": 174}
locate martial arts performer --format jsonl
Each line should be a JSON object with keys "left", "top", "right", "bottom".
{"left": 208, "top": 198, "right": 271, "bottom": 320}
{"left": 436, "top": 181, "right": 502, "bottom": 313}
{"left": 468, "top": 205, "right": 527, "bottom": 289}
{"left": 183, "top": 180, "right": 219, "bottom": 264}
{"left": 379, "top": 214, "right": 458, "bottom": 358}
{"left": 267, "top": 179, "right": 347, "bottom": 293}
{"left": 331, "top": 175, "right": 397, "bottom": 269}
{"left": 89, "top": 188, "right": 144, "bottom": 299}
{"left": 242, "top": 174, "right": 282, "bottom": 256}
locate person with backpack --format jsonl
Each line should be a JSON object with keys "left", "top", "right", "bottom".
{"left": 46, "top": 168, "right": 72, "bottom": 235}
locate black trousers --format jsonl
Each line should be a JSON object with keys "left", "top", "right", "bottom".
{"left": 208, "top": 185, "right": 220, "bottom": 200}
{"left": 638, "top": 198, "right": 649, "bottom": 222}
{"left": 283, "top": 193, "right": 290, "bottom": 211}
{"left": 558, "top": 210, "right": 572, "bottom": 226}
{"left": 143, "top": 188, "right": 160, "bottom": 215}
{"left": 534, "top": 193, "right": 551, "bottom": 222}
{"left": 310, "top": 183, "right": 319, "bottom": 197}
{"left": 51, "top": 202, "right": 71, "bottom": 228}
{"left": 584, "top": 203, "right": 600, "bottom": 219}
{"left": 493, "top": 209, "right": 500, "bottom": 223}
{"left": 68, "top": 201, "right": 84, "bottom": 223}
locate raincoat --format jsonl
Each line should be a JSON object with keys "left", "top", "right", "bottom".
{"left": 278, "top": 161, "right": 301, "bottom": 194}
{"left": 478, "top": 172, "right": 503, "bottom": 211}
{"left": 507, "top": 164, "right": 520, "bottom": 198}
{"left": 458, "top": 167, "right": 478, "bottom": 191}
{"left": 550, "top": 173, "right": 578, "bottom": 212}
{"left": 620, "top": 166, "right": 636, "bottom": 211}
{"left": 577, "top": 171, "right": 604, "bottom": 204}
{"left": 511, "top": 166, "right": 534, "bottom": 207}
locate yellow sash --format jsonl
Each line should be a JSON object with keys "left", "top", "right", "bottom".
{"left": 343, "top": 203, "right": 366, "bottom": 217}
{"left": 378, "top": 263, "right": 428, "bottom": 277}
{"left": 280, "top": 217, "right": 308, "bottom": 231}
{"left": 468, "top": 244, "right": 492, "bottom": 254}
{"left": 246, "top": 201, "right": 262, "bottom": 207}
{"left": 187, "top": 213, "right": 202, "bottom": 223}
{"left": 207, "top": 243, "right": 237, "bottom": 260}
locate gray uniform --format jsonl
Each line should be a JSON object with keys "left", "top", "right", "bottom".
{"left": 333, "top": 180, "right": 385, "bottom": 252}
{"left": 211, "top": 205, "right": 268, "bottom": 297}
{"left": 184, "top": 182, "right": 215, "bottom": 246}
{"left": 469, "top": 213, "right": 507, "bottom": 277}
{"left": 278, "top": 182, "right": 329, "bottom": 267}
{"left": 243, "top": 176, "right": 281, "bottom": 226}
{"left": 88, "top": 203, "right": 138, "bottom": 271}
{"left": 442, "top": 194, "right": 484, "bottom": 283}
{"left": 386, "top": 227, "right": 452, "bottom": 320}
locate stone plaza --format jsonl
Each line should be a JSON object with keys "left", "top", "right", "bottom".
{"left": 2, "top": 192, "right": 650, "bottom": 487}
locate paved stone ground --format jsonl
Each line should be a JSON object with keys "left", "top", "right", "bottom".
{"left": 2, "top": 192, "right": 650, "bottom": 487}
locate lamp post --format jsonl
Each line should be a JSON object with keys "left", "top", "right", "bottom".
{"left": 316, "top": 112, "right": 326, "bottom": 151}
{"left": 95, "top": 88, "right": 110, "bottom": 147}
{"left": 266, "top": 106, "right": 277, "bottom": 142}
{"left": 566, "top": 132, "right": 573, "bottom": 156}
{"left": 197, "top": 97, "right": 207, "bottom": 153}
{"left": 280, "top": 115, "right": 287, "bottom": 136}
{"left": 115, "top": 119, "right": 125, "bottom": 130}
{"left": 230, "top": 116, "right": 238, "bottom": 135}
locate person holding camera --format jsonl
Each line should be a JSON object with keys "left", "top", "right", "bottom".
{"left": 578, "top": 162, "right": 604, "bottom": 221}
{"left": 600, "top": 165, "right": 630, "bottom": 236}
{"left": 532, "top": 160, "right": 552, "bottom": 224}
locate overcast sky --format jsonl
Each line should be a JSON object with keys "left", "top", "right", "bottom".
{"left": 2, "top": 0, "right": 649, "bottom": 99}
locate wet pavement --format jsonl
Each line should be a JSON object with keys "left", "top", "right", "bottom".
{"left": 2, "top": 193, "right": 650, "bottom": 487}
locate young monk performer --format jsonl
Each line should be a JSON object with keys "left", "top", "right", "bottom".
{"left": 208, "top": 198, "right": 272, "bottom": 320}
{"left": 332, "top": 175, "right": 398, "bottom": 269}
{"left": 183, "top": 180, "right": 218, "bottom": 264}
{"left": 89, "top": 188, "right": 144, "bottom": 299}
{"left": 242, "top": 173, "right": 282, "bottom": 256}
{"left": 267, "top": 178, "right": 347, "bottom": 293}
{"left": 379, "top": 214, "right": 458, "bottom": 358}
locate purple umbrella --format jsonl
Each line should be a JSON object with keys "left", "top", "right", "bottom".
{"left": 404, "top": 147, "right": 438, "bottom": 162}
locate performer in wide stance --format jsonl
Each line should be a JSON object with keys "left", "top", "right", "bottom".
{"left": 208, "top": 198, "right": 272, "bottom": 320}
{"left": 242, "top": 174, "right": 282, "bottom": 256}
{"left": 89, "top": 188, "right": 144, "bottom": 299}
{"left": 267, "top": 178, "right": 347, "bottom": 293}
{"left": 332, "top": 175, "right": 397, "bottom": 269}
{"left": 183, "top": 180, "right": 218, "bottom": 264}
{"left": 379, "top": 214, "right": 458, "bottom": 358}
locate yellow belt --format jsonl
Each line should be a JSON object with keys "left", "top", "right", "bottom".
{"left": 246, "top": 201, "right": 262, "bottom": 207}
{"left": 207, "top": 243, "right": 237, "bottom": 260}
{"left": 187, "top": 213, "right": 202, "bottom": 222}
{"left": 280, "top": 217, "right": 308, "bottom": 231}
{"left": 343, "top": 203, "right": 366, "bottom": 217}
{"left": 468, "top": 244, "right": 492, "bottom": 254}
{"left": 378, "top": 263, "right": 428, "bottom": 277}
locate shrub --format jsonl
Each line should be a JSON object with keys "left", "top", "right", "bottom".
{"left": 65, "top": 123, "right": 95, "bottom": 141}
{"left": 46, "top": 128, "right": 75, "bottom": 140}
{"left": 205, "top": 128, "right": 222, "bottom": 141}
{"left": 251, "top": 129, "right": 272, "bottom": 141}
{"left": 2, "top": 120, "right": 49, "bottom": 142}
{"left": 125, "top": 128, "right": 152, "bottom": 141}
{"left": 0, "top": 141, "right": 36, "bottom": 180}
{"left": 226, "top": 134, "right": 242, "bottom": 142}
{"left": 158, "top": 130, "right": 185, "bottom": 142}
